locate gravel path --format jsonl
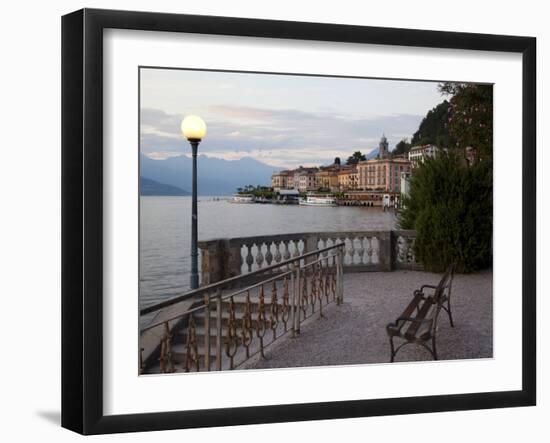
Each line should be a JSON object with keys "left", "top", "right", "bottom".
{"left": 245, "top": 270, "right": 493, "bottom": 369}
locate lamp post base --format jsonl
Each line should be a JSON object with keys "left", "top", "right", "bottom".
{"left": 190, "top": 273, "right": 199, "bottom": 290}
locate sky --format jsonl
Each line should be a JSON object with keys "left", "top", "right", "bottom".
{"left": 140, "top": 68, "right": 445, "bottom": 168}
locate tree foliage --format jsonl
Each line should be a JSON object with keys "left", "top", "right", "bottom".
{"left": 237, "top": 185, "right": 274, "bottom": 198}
{"left": 393, "top": 138, "right": 411, "bottom": 156}
{"left": 346, "top": 151, "right": 366, "bottom": 165}
{"left": 399, "top": 151, "right": 492, "bottom": 273}
{"left": 411, "top": 100, "right": 455, "bottom": 148}
{"left": 439, "top": 82, "right": 493, "bottom": 160}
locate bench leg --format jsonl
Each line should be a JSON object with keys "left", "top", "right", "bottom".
{"left": 442, "top": 303, "right": 454, "bottom": 328}
{"left": 389, "top": 336, "right": 396, "bottom": 363}
{"left": 447, "top": 299, "right": 454, "bottom": 327}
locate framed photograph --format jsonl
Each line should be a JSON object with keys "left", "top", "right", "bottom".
{"left": 62, "top": 8, "right": 536, "bottom": 435}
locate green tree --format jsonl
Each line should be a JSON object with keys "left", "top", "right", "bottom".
{"left": 411, "top": 100, "right": 455, "bottom": 148}
{"left": 346, "top": 151, "right": 366, "bottom": 165}
{"left": 399, "top": 151, "right": 492, "bottom": 273}
{"left": 439, "top": 82, "right": 493, "bottom": 161}
{"left": 393, "top": 138, "right": 411, "bottom": 155}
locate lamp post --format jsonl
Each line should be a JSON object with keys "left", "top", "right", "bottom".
{"left": 181, "top": 115, "right": 207, "bottom": 290}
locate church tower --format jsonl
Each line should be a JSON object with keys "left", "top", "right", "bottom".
{"left": 378, "top": 134, "right": 389, "bottom": 159}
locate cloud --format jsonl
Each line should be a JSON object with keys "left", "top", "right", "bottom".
{"left": 140, "top": 106, "right": 423, "bottom": 168}
{"left": 146, "top": 151, "right": 186, "bottom": 160}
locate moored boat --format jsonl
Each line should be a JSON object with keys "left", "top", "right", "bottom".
{"left": 230, "top": 194, "right": 255, "bottom": 203}
{"left": 299, "top": 195, "right": 337, "bottom": 206}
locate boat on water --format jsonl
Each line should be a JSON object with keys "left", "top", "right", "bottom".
{"left": 230, "top": 194, "right": 256, "bottom": 203}
{"left": 299, "top": 195, "right": 337, "bottom": 207}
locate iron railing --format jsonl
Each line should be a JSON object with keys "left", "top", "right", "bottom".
{"left": 139, "top": 243, "right": 345, "bottom": 374}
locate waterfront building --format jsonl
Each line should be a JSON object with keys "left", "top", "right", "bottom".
{"left": 271, "top": 170, "right": 289, "bottom": 191}
{"left": 408, "top": 144, "right": 438, "bottom": 165}
{"left": 337, "top": 166, "right": 358, "bottom": 191}
{"left": 357, "top": 158, "right": 412, "bottom": 193}
{"left": 315, "top": 168, "right": 340, "bottom": 191}
{"left": 274, "top": 189, "right": 300, "bottom": 204}
{"left": 286, "top": 170, "right": 296, "bottom": 189}
{"left": 339, "top": 190, "right": 399, "bottom": 207}
{"left": 295, "top": 169, "right": 318, "bottom": 192}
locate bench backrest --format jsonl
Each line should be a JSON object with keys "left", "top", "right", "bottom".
{"left": 433, "top": 263, "right": 456, "bottom": 305}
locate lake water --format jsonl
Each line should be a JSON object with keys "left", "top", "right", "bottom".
{"left": 140, "top": 196, "right": 397, "bottom": 308}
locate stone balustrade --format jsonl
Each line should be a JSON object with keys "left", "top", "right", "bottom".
{"left": 199, "top": 230, "right": 421, "bottom": 285}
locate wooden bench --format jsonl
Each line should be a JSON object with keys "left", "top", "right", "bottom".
{"left": 386, "top": 264, "right": 455, "bottom": 362}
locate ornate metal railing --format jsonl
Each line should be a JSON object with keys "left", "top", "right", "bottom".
{"left": 199, "top": 230, "right": 421, "bottom": 285}
{"left": 139, "top": 243, "right": 345, "bottom": 374}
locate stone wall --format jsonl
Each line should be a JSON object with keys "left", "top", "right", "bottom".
{"left": 199, "top": 230, "right": 421, "bottom": 285}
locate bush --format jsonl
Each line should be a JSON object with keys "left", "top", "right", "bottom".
{"left": 399, "top": 152, "right": 492, "bottom": 273}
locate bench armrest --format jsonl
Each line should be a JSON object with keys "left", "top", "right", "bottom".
{"left": 414, "top": 285, "right": 437, "bottom": 299}
{"left": 420, "top": 284, "right": 437, "bottom": 292}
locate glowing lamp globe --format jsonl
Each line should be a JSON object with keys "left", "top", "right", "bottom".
{"left": 181, "top": 115, "right": 207, "bottom": 141}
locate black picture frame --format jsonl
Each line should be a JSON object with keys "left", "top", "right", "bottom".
{"left": 61, "top": 8, "right": 536, "bottom": 435}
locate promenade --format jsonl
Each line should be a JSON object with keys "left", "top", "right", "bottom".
{"left": 245, "top": 269, "right": 493, "bottom": 369}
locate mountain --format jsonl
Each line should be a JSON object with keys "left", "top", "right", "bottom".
{"left": 366, "top": 148, "right": 379, "bottom": 160}
{"left": 140, "top": 177, "right": 190, "bottom": 196}
{"left": 140, "top": 154, "right": 278, "bottom": 196}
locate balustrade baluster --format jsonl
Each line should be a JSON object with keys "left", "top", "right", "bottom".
{"left": 357, "top": 237, "right": 365, "bottom": 265}
{"left": 273, "top": 241, "right": 282, "bottom": 264}
{"left": 255, "top": 243, "right": 265, "bottom": 269}
{"left": 365, "top": 237, "right": 373, "bottom": 265}
{"left": 344, "top": 237, "right": 355, "bottom": 265}
{"left": 318, "top": 238, "right": 326, "bottom": 257}
{"left": 293, "top": 240, "right": 301, "bottom": 258}
{"left": 372, "top": 237, "right": 380, "bottom": 263}
{"left": 283, "top": 241, "right": 291, "bottom": 261}
{"left": 245, "top": 244, "right": 254, "bottom": 272}
{"left": 265, "top": 242, "right": 274, "bottom": 266}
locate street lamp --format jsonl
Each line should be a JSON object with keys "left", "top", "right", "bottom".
{"left": 181, "top": 115, "right": 207, "bottom": 290}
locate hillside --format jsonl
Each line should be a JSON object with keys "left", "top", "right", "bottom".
{"left": 140, "top": 154, "right": 278, "bottom": 196}
{"left": 140, "top": 177, "right": 190, "bottom": 196}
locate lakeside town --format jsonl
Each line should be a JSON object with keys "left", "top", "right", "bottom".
{"left": 232, "top": 135, "right": 475, "bottom": 208}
